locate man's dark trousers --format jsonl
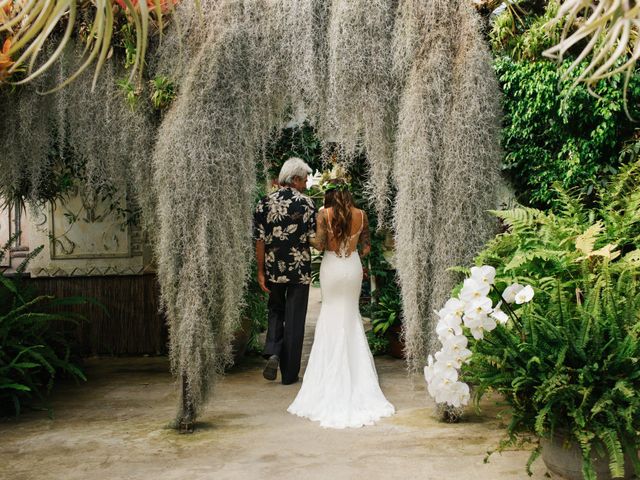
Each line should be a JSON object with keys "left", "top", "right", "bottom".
{"left": 264, "top": 283, "right": 310, "bottom": 384}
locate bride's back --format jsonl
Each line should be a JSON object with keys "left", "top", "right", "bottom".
{"left": 324, "top": 207, "right": 365, "bottom": 256}
{"left": 326, "top": 207, "right": 364, "bottom": 253}
{"left": 314, "top": 179, "right": 370, "bottom": 258}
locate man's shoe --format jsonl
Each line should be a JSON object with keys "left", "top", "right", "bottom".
{"left": 263, "top": 355, "right": 279, "bottom": 381}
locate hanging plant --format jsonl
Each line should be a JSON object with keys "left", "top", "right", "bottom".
{"left": 1, "top": 0, "right": 503, "bottom": 429}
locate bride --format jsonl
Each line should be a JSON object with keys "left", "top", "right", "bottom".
{"left": 287, "top": 178, "right": 395, "bottom": 428}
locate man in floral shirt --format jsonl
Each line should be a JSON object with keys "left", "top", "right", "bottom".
{"left": 254, "top": 157, "right": 317, "bottom": 385}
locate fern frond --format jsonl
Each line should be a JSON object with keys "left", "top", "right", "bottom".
{"left": 600, "top": 429, "right": 625, "bottom": 479}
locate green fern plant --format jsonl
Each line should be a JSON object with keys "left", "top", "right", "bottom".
{"left": 466, "top": 263, "right": 640, "bottom": 479}
{"left": 477, "top": 160, "right": 640, "bottom": 290}
{"left": 0, "top": 234, "right": 97, "bottom": 417}
{"left": 466, "top": 162, "right": 640, "bottom": 478}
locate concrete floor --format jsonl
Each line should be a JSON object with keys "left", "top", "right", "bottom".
{"left": 1, "top": 288, "right": 548, "bottom": 480}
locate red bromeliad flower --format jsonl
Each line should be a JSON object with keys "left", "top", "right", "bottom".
{"left": 0, "top": 38, "right": 14, "bottom": 81}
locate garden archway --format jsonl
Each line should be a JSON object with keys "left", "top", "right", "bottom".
{"left": 148, "top": 0, "right": 502, "bottom": 425}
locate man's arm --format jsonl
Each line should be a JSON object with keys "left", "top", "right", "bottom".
{"left": 256, "top": 239, "right": 270, "bottom": 293}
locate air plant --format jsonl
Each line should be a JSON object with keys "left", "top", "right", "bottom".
{"left": 0, "top": 0, "right": 503, "bottom": 428}
{"left": 0, "top": 0, "right": 181, "bottom": 91}
{"left": 543, "top": 0, "right": 640, "bottom": 107}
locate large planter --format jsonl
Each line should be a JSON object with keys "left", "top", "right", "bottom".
{"left": 541, "top": 432, "right": 636, "bottom": 480}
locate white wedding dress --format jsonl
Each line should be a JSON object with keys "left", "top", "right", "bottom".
{"left": 287, "top": 209, "right": 395, "bottom": 428}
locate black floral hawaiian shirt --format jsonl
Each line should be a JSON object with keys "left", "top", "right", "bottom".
{"left": 254, "top": 186, "right": 317, "bottom": 285}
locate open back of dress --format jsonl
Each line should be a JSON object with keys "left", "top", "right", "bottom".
{"left": 324, "top": 208, "right": 365, "bottom": 258}
{"left": 287, "top": 207, "right": 395, "bottom": 428}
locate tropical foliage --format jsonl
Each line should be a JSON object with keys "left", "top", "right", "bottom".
{"left": 468, "top": 265, "right": 640, "bottom": 479}
{"left": 0, "top": 234, "right": 91, "bottom": 417}
{"left": 0, "top": 0, "right": 181, "bottom": 90}
{"left": 483, "top": 0, "right": 640, "bottom": 94}
{"left": 497, "top": 56, "right": 640, "bottom": 207}
{"left": 476, "top": 160, "right": 640, "bottom": 286}
{"left": 542, "top": 0, "right": 640, "bottom": 93}
{"left": 427, "top": 163, "right": 640, "bottom": 477}
{"left": 491, "top": 1, "right": 640, "bottom": 209}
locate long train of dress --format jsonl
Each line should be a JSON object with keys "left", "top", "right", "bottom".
{"left": 287, "top": 250, "right": 395, "bottom": 428}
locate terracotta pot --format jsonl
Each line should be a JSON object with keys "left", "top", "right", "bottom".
{"left": 386, "top": 322, "right": 405, "bottom": 359}
{"left": 541, "top": 432, "right": 637, "bottom": 480}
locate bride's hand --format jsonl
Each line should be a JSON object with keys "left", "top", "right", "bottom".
{"left": 362, "top": 266, "right": 369, "bottom": 280}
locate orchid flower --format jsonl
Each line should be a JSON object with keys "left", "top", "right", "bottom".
{"left": 502, "top": 283, "right": 524, "bottom": 304}
{"left": 470, "top": 265, "right": 496, "bottom": 286}
{"left": 490, "top": 301, "right": 509, "bottom": 325}
{"left": 515, "top": 285, "right": 534, "bottom": 304}
{"left": 459, "top": 278, "right": 490, "bottom": 302}
{"left": 464, "top": 296, "right": 492, "bottom": 318}
{"left": 464, "top": 313, "right": 497, "bottom": 340}
{"left": 436, "top": 315, "right": 463, "bottom": 342}
{"left": 425, "top": 265, "right": 535, "bottom": 410}
{"left": 437, "top": 297, "right": 466, "bottom": 321}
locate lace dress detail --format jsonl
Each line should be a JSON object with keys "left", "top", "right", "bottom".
{"left": 326, "top": 209, "right": 363, "bottom": 258}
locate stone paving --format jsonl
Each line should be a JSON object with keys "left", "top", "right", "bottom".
{"left": 0, "top": 288, "right": 547, "bottom": 480}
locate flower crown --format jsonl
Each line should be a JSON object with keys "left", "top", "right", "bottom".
{"left": 322, "top": 180, "right": 351, "bottom": 193}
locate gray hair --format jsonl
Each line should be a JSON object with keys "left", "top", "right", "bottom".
{"left": 278, "top": 157, "right": 312, "bottom": 185}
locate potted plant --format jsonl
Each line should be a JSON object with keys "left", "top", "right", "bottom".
{"left": 371, "top": 281, "right": 404, "bottom": 359}
{"left": 425, "top": 163, "right": 640, "bottom": 479}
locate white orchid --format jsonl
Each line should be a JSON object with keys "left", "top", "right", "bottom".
{"left": 436, "top": 315, "right": 463, "bottom": 342}
{"left": 437, "top": 297, "right": 466, "bottom": 321}
{"left": 427, "top": 362, "right": 458, "bottom": 399}
{"left": 425, "top": 265, "right": 531, "bottom": 409}
{"left": 464, "top": 296, "right": 493, "bottom": 318}
{"left": 428, "top": 368, "right": 459, "bottom": 400}
{"left": 464, "top": 313, "right": 497, "bottom": 340}
{"left": 437, "top": 341, "right": 472, "bottom": 368}
{"left": 470, "top": 265, "right": 496, "bottom": 286}
{"left": 424, "top": 355, "right": 436, "bottom": 383}
{"left": 502, "top": 283, "right": 524, "bottom": 303}
{"left": 490, "top": 301, "right": 509, "bottom": 325}
{"left": 439, "top": 381, "right": 470, "bottom": 408}
{"left": 441, "top": 333, "right": 468, "bottom": 352}
{"left": 515, "top": 285, "right": 535, "bottom": 304}
{"left": 459, "top": 277, "right": 490, "bottom": 302}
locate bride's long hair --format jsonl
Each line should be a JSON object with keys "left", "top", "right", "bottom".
{"left": 324, "top": 179, "right": 354, "bottom": 247}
